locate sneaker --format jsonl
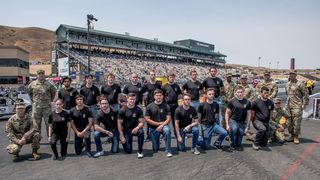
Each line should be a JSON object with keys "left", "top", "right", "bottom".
{"left": 93, "top": 151, "right": 104, "bottom": 158}
{"left": 86, "top": 151, "right": 93, "bottom": 158}
{"left": 191, "top": 147, "right": 200, "bottom": 155}
{"left": 166, "top": 152, "right": 173, "bottom": 158}
{"left": 213, "top": 143, "right": 223, "bottom": 150}
{"left": 52, "top": 155, "right": 58, "bottom": 160}
{"left": 252, "top": 143, "right": 260, "bottom": 151}
{"left": 137, "top": 152, "right": 144, "bottom": 159}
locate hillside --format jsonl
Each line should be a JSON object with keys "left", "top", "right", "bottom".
{"left": 0, "top": 25, "right": 54, "bottom": 61}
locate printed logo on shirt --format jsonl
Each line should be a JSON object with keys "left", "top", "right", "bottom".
{"left": 70, "top": 92, "right": 73, "bottom": 96}
{"left": 189, "top": 114, "right": 193, "bottom": 119}
{"left": 114, "top": 89, "right": 116, "bottom": 93}
{"left": 174, "top": 88, "right": 177, "bottom": 92}
{"left": 268, "top": 105, "right": 272, "bottom": 110}
{"left": 111, "top": 116, "right": 114, "bottom": 120}
{"left": 138, "top": 88, "right": 141, "bottom": 91}
{"left": 83, "top": 114, "right": 86, "bottom": 118}
{"left": 133, "top": 113, "right": 136, "bottom": 118}
{"left": 217, "top": 81, "right": 220, "bottom": 85}
{"left": 61, "top": 117, "right": 65, "bottom": 121}
{"left": 92, "top": 91, "right": 95, "bottom": 95}
{"left": 160, "top": 109, "right": 163, "bottom": 113}
{"left": 244, "top": 104, "right": 247, "bottom": 108}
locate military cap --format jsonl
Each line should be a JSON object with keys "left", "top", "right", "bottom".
{"left": 37, "top": 69, "right": 45, "bottom": 74}
{"left": 240, "top": 74, "right": 247, "bottom": 79}
{"left": 273, "top": 98, "right": 281, "bottom": 103}
{"left": 226, "top": 73, "right": 232, "bottom": 77}
{"left": 15, "top": 102, "right": 25, "bottom": 109}
{"left": 289, "top": 70, "right": 297, "bottom": 74}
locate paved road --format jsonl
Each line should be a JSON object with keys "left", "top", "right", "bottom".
{"left": 0, "top": 119, "right": 319, "bottom": 180}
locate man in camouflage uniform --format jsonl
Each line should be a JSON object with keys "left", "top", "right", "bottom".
{"left": 256, "top": 71, "right": 278, "bottom": 99}
{"left": 221, "top": 73, "right": 236, "bottom": 129}
{"left": 268, "top": 98, "right": 290, "bottom": 143}
{"left": 27, "top": 69, "right": 56, "bottom": 137}
{"left": 236, "top": 74, "right": 255, "bottom": 101}
{"left": 5, "top": 103, "right": 41, "bottom": 161}
{"left": 285, "top": 70, "right": 309, "bottom": 144}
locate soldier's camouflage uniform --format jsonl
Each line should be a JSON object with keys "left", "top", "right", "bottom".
{"left": 221, "top": 80, "right": 236, "bottom": 129}
{"left": 285, "top": 79, "right": 309, "bottom": 136}
{"left": 27, "top": 79, "right": 56, "bottom": 136}
{"left": 255, "top": 79, "right": 278, "bottom": 99}
{"left": 269, "top": 108, "right": 290, "bottom": 142}
{"left": 5, "top": 114, "right": 41, "bottom": 155}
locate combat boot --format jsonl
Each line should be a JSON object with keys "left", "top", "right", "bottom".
{"left": 12, "top": 154, "right": 20, "bottom": 162}
{"left": 293, "top": 135, "right": 300, "bottom": 144}
{"left": 32, "top": 149, "right": 41, "bottom": 160}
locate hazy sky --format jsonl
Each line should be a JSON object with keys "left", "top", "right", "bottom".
{"left": 1, "top": 0, "right": 319, "bottom": 69}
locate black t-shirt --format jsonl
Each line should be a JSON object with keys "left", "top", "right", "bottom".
{"left": 119, "top": 106, "right": 144, "bottom": 131}
{"left": 95, "top": 109, "right": 118, "bottom": 131}
{"left": 142, "top": 82, "right": 162, "bottom": 105}
{"left": 123, "top": 82, "right": 145, "bottom": 105}
{"left": 198, "top": 101, "right": 219, "bottom": 125}
{"left": 174, "top": 106, "right": 198, "bottom": 128}
{"left": 58, "top": 87, "right": 79, "bottom": 110}
{"left": 162, "top": 83, "right": 181, "bottom": 105}
{"left": 251, "top": 98, "right": 274, "bottom": 123}
{"left": 80, "top": 85, "right": 100, "bottom": 106}
{"left": 182, "top": 80, "right": 201, "bottom": 101}
{"left": 70, "top": 106, "right": 93, "bottom": 131}
{"left": 227, "top": 98, "right": 251, "bottom": 123}
{"left": 49, "top": 110, "right": 70, "bottom": 134}
{"left": 145, "top": 102, "right": 171, "bottom": 129}
{"left": 100, "top": 83, "right": 121, "bottom": 105}
{"left": 201, "top": 77, "right": 224, "bottom": 97}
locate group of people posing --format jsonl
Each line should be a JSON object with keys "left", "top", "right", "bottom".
{"left": 5, "top": 67, "right": 309, "bottom": 161}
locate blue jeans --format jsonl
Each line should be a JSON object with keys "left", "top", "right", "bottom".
{"left": 88, "top": 105, "right": 98, "bottom": 119}
{"left": 177, "top": 126, "right": 199, "bottom": 151}
{"left": 190, "top": 101, "right": 200, "bottom": 112}
{"left": 122, "top": 128, "right": 144, "bottom": 154}
{"left": 94, "top": 130, "right": 119, "bottom": 153}
{"left": 149, "top": 125, "right": 172, "bottom": 153}
{"left": 199, "top": 123, "right": 227, "bottom": 150}
{"left": 228, "top": 119, "right": 245, "bottom": 147}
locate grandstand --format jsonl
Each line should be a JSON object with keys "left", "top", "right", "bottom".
{"left": 53, "top": 24, "right": 227, "bottom": 84}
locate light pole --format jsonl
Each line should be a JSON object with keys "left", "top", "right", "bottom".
{"left": 269, "top": 62, "right": 271, "bottom": 69}
{"left": 258, "top": 57, "right": 261, "bottom": 67}
{"left": 87, "top": 14, "right": 98, "bottom": 74}
{"left": 277, "top": 61, "right": 279, "bottom": 69}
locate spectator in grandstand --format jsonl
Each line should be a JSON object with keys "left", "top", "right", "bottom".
{"left": 174, "top": 93, "right": 200, "bottom": 155}
{"left": 142, "top": 70, "right": 162, "bottom": 141}
{"left": 145, "top": 89, "right": 173, "bottom": 157}
{"left": 58, "top": 77, "right": 79, "bottom": 112}
{"left": 48, "top": 99, "right": 71, "bottom": 160}
{"left": 122, "top": 73, "right": 147, "bottom": 105}
{"left": 70, "top": 95, "right": 94, "bottom": 157}
{"left": 182, "top": 69, "right": 201, "bottom": 111}
{"left": 162, "top": 72, "right": 182, "bottom": 134}
{"left": 200, "top": 67, "right": 224, "bottom": 103}
{"left": 100, "top": 73, "right": 121, "bottom": 112}
{"left": 80, "top": 74, "right": 100, "bottom": 118}
{"left": 198, "top": 88, "right": 227, "bottom": 150}
{"left": 118, "top": 93, "right": 145, "bottom": 159}
{"left": 93, "top": 99, "right": 119, "bottom": 158}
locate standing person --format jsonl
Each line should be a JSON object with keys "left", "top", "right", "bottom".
{"left": 174, "top": 93, "right": 200, "bottom": 155}
{"left": 118, "top": 93, "right": 145, "bottom": 158}
{"left": 70, "top": 95, "right": 94, "bottom": 157}
{"left": 142, "top": 70, "right": 162, "bottom": 141}
{"left": 200, "top": 67, "right": 224, "bottom": 102}
{"left": 5, "top": 103, "right": 41, "bottom": 161}
{"left": 225, "top": 86, "right": 251, "bottom": 150}
{"left": 198, "top": 88, "right": 227, "bottom": 150}
{"left": 93, "top": 99, "right": 119, "bottom": 157}
{"left": 255, "top": 71, "right": 278, "bottom": 99}
{"left": 236, "top": 74, "right": 255, "bottom": 101}
{"left": 80, "top": 74, "right": 100, "bottom": 118}
{"left": 100, "top": 73, "right": 121, "bottom": 112}
{"left": 285, "top": 70, "right": 309, "bottom": 144}
{"left": 58, "top": 77, "right": 79, "bottom": 112}
{"left": 268, "top": 98, "right": 290, "bottom": 143}
{"left": 145, "top": 89, "right": 173, "bottom": 157}
{"left": 162, "top": 72, "right": 181, "bottom": 133}
{"left": 27, "top": 69, "right": 56, "bottom": 136}
{"left": 182, "top": 69, "right": 201, "bottom": 111}
{"left": 221, "top": 73, "right": 236, "bottom": 129}
{"left": 250, "top": 87, "right": 274, "bottom": 150}
{"left": 122, "top": 73, "right": 146, "bottom": 105}
{"left": 48, "top": 99, "right": 71, "bottom": 160}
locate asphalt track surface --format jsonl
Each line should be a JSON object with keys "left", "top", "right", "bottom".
{"left": 0, "top": 118, "right": 319, "bottom": 180}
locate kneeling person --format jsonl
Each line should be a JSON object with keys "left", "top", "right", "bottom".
{"left": 118, "top": 93, "right": 145, "bottom": 158}
{"left": 5, "top": 103, "right": 41, "bottom": 161}
{"left": 94, "top": 99, "right": 119, "bottom": 157}
{"left": 175, "top": 93, "right": 200, "bottom": 155}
